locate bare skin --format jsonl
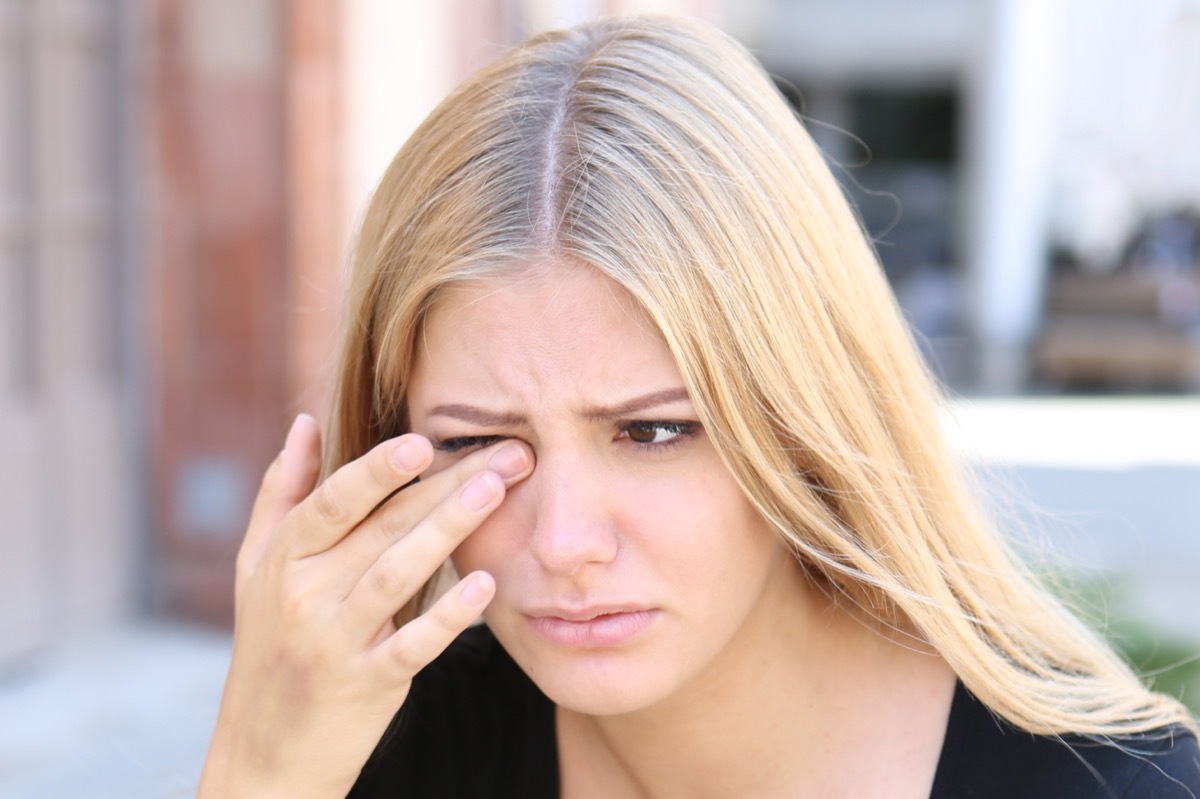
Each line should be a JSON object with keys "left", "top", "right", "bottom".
{"left": 555, "top": 604, "right": 957, "bottom": 799}
{"left": 200, "top": 264, "right": 957, "bottom": 798}
{"left": 409, "top": 264, "right": 958, "bottom": 798}
{"left": 197, "top": 415, "right": 534, "bottom": 798}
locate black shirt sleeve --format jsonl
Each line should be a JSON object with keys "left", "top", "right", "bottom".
{"left": 346, "top": 625, "right": 558, "bottom": 799}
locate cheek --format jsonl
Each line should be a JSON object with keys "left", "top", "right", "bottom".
{"left": 617, "top": 465, "right": 773, "bottom": 578}
{"left": 667, "top": 468, "right": 780, "bottom": 571}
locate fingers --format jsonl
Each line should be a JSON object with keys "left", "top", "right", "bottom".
{"left": 254, "top": 429, "right": 530, "bottom": 626}
{"left": 372, "top": 571, "right": 496, "bottom": 678}
{"left": 341, "top": 466, "right": 515, "bottom": 633}
{"left": 349, "top": 441, "right": 533, "bottom": 560}
{"left": 282, "top": 432, "right": 436, "bottom": 559}
{"left": 295, "top": 439, "right": 534, "bottom": 590}
{"left": 239, "top": 414, "right": 323, "bottom": 577}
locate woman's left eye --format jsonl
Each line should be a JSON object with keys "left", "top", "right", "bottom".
{"left": 619, "top": 421, "right": 697, "bottom": 447}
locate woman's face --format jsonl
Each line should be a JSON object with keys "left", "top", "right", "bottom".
{"left": 406, "top": 263, "right": 810, "bottom": 716}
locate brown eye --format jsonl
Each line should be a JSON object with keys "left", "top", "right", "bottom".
{"left": 620, "top": 421, "right": 696, "bottom": 448}
{"left": 626, "top": 423, "right": 658, "bottom": 444}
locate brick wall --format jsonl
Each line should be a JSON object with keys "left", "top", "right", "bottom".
{"left": 144, "top": 0, "right": 341, "bottom": 625}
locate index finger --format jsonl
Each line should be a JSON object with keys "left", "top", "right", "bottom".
{"left": 282, "top": 433, "right": 435, "bottom": 559}
{"left": 291, "top": 439, "right": 535, "bottom": 602}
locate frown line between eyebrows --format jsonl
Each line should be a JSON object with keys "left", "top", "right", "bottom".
{"left": 427, "top": 387, "right": 694, "bottom": 428}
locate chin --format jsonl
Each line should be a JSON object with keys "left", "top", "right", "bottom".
{"left": 522, "top": 648, "right": 681, "bottom": 717}
{"left": 491, "top": 618, "right": 683, "bottom": 716}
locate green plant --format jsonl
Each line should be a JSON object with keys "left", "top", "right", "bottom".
{"left": 1055, "top": 571, "right": 1200, "bottom": 717}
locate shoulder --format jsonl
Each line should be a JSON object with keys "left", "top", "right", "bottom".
{"left": 347, "top": 625, "right": 558, "bottom": 799}
{"left": 1117, "top": 730, "right": 1200, "bottom": 798}
{"left": 932, "top": 683, "right": 1200, "bottom": 799}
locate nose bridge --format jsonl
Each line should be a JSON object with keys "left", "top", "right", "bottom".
{"left": 526, "top": 448, "right": 617, "bottom": 573}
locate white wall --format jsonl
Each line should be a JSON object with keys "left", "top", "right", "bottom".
{"left": 0, "top": 0, "right": 136, "bottom": 662}
{"left": 962, "top": 0, "right": 1061, "bottom": 391}
{"left": 757, "top": 0, "right": 971, "bottom": 82}
{"left": 1049, "top": 0, "right": 1200, "bottom": 268}
{"left": 340, "top": 0, "right": 457, "bottom": 247}
{"left": 744, "top": 0, "right": 1200, "bottom": 391}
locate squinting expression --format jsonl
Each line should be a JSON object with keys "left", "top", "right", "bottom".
{"left": 406, "top": 263, "right": 808, "bottom": 717}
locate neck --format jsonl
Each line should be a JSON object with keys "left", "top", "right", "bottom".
{"left": 557, "top": 578, "right": 956, "bottom": 799}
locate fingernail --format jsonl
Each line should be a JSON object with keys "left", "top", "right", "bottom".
{"left": 460, "top": 472, "right": 501, "bottom": 511}
{"left": 459, "top": 572, "right": 494, "bottom": 606}
{"left": 488, "top": 443, "right": 529, "bottom": 481}
{"left": 390, "top": 438, "right": 427, "bottom": 472}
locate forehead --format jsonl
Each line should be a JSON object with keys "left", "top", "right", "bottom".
{"left": 408, "top": 264, "right": 683, "bottom": 411}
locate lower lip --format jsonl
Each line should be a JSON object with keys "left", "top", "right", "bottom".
{"left": 527, "top": 610, "right": 659, "bottom": 648}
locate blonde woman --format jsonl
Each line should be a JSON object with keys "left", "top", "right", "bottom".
{"left": 199, "top": 15, "right": 1200, "bottom": 798}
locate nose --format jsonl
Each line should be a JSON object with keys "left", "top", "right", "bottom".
{"left": 523, "top": 456, "right": 619, "bottom": 576}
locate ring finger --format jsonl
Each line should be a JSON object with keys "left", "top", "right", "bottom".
{"left": 340, "top": 468, "right": 511, "bottom": 641}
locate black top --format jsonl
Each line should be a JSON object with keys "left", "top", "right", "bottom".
{"left": 348, "top": 625, "right": 1200, "bottom": 798}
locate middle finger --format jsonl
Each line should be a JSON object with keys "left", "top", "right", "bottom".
{"left": 317, "top": 440, "right": 533, "bottom": 597}
{"left": 340, "top": 467, "right": 512, "bottom": 638}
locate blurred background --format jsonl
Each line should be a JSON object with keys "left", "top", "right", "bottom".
{"left": 0, "top": 0, "right": 1197, "bottom": 796}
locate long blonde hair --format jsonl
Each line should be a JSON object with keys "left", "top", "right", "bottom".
{"left": 328, "top": 15, "right": 1195, "bottom": 736}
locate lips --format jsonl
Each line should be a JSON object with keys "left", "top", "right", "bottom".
{"left": 524, "top": 607, "right": 659, "bottom": 648}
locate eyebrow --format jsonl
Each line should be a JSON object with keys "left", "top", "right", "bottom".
{"left": 580, "top": 387, "right": 692, "bottom": 422}
{"left": 427, "top": 387, "right": 692, "bottom": 427}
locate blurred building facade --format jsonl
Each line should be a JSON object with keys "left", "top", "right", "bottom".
{"left": 0, "top": 0, "right": 1196, "bottom": 662}
{"left": 736, "top": 0, "right": 1200, "bottom": 391}
{"left": 1, "top": 1, "right": 139, "bottom": 662}
{"left": 0, "top": 0, "right": 713, "bottom": 660}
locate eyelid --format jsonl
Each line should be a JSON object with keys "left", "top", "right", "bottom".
{"left": 620, "top": 419, "right": 697, "bottom": 430}
{"left": 432, "top": 434, "right": 505, "bottom": 454}
{"left": 432, "top": 419, "right": 701, "bottom": 454}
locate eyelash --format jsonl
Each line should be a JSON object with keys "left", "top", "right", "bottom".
{"left": 619, "top": 420, "right": 697, "bottom": 449}
{"left": 431, "top": 421, "right": 699, "bottom": 454}
{"left": 433, "top": 434, "right": 504, "bottom": 454}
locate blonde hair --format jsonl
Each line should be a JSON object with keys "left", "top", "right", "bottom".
{"left": 328, "top": 15, "right": 1195, "bottom": 736}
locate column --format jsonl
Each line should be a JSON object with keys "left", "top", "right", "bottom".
{"left": 963, "top": 0, "right": 1061, "bottom": 393}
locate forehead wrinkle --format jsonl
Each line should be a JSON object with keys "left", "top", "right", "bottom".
{"left": 414, "top": 263, "right": 684, "bottom": 428}
{"left": 428, "top": 385, "right": 691, "bottom": 430}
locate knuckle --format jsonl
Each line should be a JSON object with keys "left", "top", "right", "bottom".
{"left": 365, "top": 447, "right": 400, "bottom": 490}
{"left": 278, "top": 575, "right": 322, "bottom": 623}
{"left": 365, "top": 560, "right": 411, "bottom": 601}
{"left": 386, "top": 638, "right": 425, "bottom": 674}
{"left": 431, "top": 495, "right": 476, "bottom": 542}
{"left": 308, "top": 481, "right": 353, "bottom": 527}
{"left": 428, "top": 589, "right": 471, "bottom": 634}
{"left": 425, "top": 608, "right": 457, "bottom": 638}
{"left": 372, "top": 499, "right": 419, "bottom": 548}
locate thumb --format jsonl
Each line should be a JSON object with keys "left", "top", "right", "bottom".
{"left": 237, "top": 414, "right": 323, "bottom": 578}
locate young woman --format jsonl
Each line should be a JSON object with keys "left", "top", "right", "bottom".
{"left": 199, "top": 15, "right": 1200, "bottom": 798}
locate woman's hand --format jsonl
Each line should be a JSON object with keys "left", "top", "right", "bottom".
{"left": 197, "top": 414, "right": 533, "bottom": 799}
